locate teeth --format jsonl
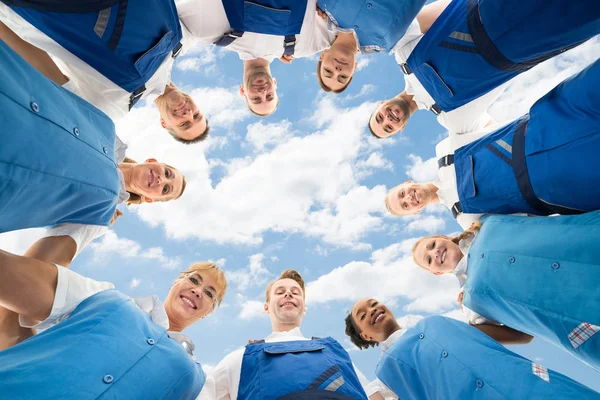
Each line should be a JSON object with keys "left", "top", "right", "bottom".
{"left": 182, "top": 297, "right": 195, "bottom": 308}
{"left": 441, "top": 250, "right": 446, "bottom": 263}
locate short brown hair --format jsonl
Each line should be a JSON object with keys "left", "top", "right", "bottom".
{"left": 121, "top": 157, "right": 186, "bottom": 205}
{"left": 265, "top": 269, "right": 305, "bottom": 302}
{"left": 179, "top": 261, "right": 228, "bottom": 306}
{"left": 316, "top": 59, "right": 353, "bottom": 94}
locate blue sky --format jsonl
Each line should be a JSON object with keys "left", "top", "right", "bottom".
{"left": 1, "top": 34, "right": 599, "bottom": 394}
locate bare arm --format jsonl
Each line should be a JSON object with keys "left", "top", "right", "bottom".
{"left": 472, "top": 323, "right": 534, "bottom": 345}
{"left": 416, "top": 0, "right": 452, "bottom": 35}
{"left": 24, "top": 236, "right": 78, "bottom": 268}
{"left": 0, "top": 21, "right": 68, "bottom": 85}
{"left": 0, "top": 250, "right": 58, "bottom": 322}
{"left": 369, "top": 392, "right": 386, "bottom": 400}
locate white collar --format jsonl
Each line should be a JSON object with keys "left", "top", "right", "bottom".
{"left": 381, "top": 329, "right": 406, "bottom": 354}
{"left": 114, "top": 135, "right": 130, "bottom": 204}
{"left": 265, "top": 327, "right": 305, "bottom": 341}
{"left": 452, "top": 236, "right": 476, "bottom": 287}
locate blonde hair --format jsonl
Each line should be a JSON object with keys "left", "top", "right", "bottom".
{"left": 411, "top": 222, "right": 482, "bottom": 271}
{"left": 265, "top": 269, "right": 305, "bottom": 302}
{"left": 180, "top": 261, "right": 228, "bottom": 306}
{"left": 120, "top": 157, "right": 187, "bottom": 205}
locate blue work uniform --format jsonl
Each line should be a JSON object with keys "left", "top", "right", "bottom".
{"left": 0, "top": 289, "right": 206, "bottom": 399}
{"left": 5, "top": 0, "right": 183, "bottom": 109}
{"left": 238, "top": 337, "right": 368, "bottom": 399}
{"left": 442, "top": 59, "right": 600, "bottom": 218}
{"left": 0, "top": 39, "right": 119, "bottom": 234}
{"left": 215, "top": 0, "right": 309, "bottom": 56}
{"left": 316, "top": 0, "right": 427, "bottom": 52}
{"left": 463, "top": 212, "right": 600, "bottom": 370}
{"left": 376, "top": 316, "right": 600, "bottom": 400}
{"left": 400, "top": 0, "right": 600, "bottom": 114}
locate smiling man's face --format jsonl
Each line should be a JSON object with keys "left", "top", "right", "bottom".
{"left": 265, "top": 278, "right": 306, "bottom": 328}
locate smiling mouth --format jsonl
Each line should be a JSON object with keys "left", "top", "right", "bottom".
{"left": 280, "top": 301, "right": 296, "bottom": 308}
{"left": 148, "top": 170, "right": 154, "bottom": 187}
{"left": 413, "top": 189, "right": 419, "bottom": 204}
{"left": 371, "top": 310, "right": 384, "bottom": 325}
{"left": 387, "top": 108, "right": 400, "bottom": 123}
{"left": 181, "top": 295, "right": 197, "bottom": 309}
{"left": 441, "top": 249, "right": 447, "bottom": 264}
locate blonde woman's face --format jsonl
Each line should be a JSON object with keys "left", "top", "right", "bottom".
{"left": 413, "top": 237, "right": 463, "bottom": 274}
{"left": 126, "top": 159, "right": 184, "bottom": 202}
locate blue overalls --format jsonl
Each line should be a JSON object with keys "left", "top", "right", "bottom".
{"left": 376, "top": 316, "right": 600, "bottom": 399}
{"left": 0, "top": 39, "right": 119, "bottom": 234}
{"left": 5, "top": 0, "right": 183, "bottom": 109}
{"left": 442, "top": 59, "right": 600, "bottom": 218}
{"left": 463, "top": 212, "right": 600, "bottom": 370}
{"left": 400, "top": 0, "right": 600, "bottom": 114}
{"left": 0, "top": 289, "right": 206, "bottom": 399}
{"left": 215, "top": 0, "right": 309, "bottom": 56}
{"left": 238, "top": 337, "right": 368, "bottom": 399}
{"left": 316, "top": 0, "right": 427, "bottom": 52}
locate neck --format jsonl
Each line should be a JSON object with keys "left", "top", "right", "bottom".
{"left": 426, "top": 182, "right": 441, "bottom": 204}
{"left": 117, "top": 163, "right": 134, "bottom": 193}
{"left": 167, "top": 318, "right": 186, "bottom": 333}
{"left": 398, "top": 92, "right": 419, "bottom": 114}
{"left": 271, "top": 321, "right": 301, "bottom": 333}
{"left": 332, "top": 31, "right": 358, "bottom": 49}
{"left": 383, "top": 324, "right": 402, "bottom": 342}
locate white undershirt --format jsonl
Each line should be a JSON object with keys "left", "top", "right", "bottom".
{"left": 391, "top": 19, "right": 508, "bottom": 134}
{"left": 175, "top": 0, "right": 334, "bottom": 61}
{"left": 197, "top": 327, "right": 372, "bottom": 399}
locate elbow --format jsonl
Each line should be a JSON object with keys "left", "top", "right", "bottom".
{"left": 518, "top": 332, "right": 534, "bottom": 345}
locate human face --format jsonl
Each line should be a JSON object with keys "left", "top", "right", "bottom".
{"left": 387, "top": 181, "right": 432, "bottom": 215}
{"left": 155, "top": 85, "right": 207, "bottom": 141}
{"left": 369, "top": 98, "right": 412, "bottom": 138}
{"left": 413, "top": 236, "right": 463, "bottom": 274}
{"left": 264, "top": 278, "right": 306, "bottom": 328}
{"left": 125, "top": 159, "right": 184, "bottom": 202}
{"left": 241, "top": 71, "right": 278, "bottom": 116}
{"left": 319, "top": 48, "right": 357, "bottom": 92}
{"left": 164, "top": 272, "right": 219, "bottom": 329}
{"left": 351, "top": 298, "right": 397, "bottom": 343}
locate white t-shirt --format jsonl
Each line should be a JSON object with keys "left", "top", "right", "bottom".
{"left": 176, "top": 0, "right": 334, "bottom": 61}
{"left": 391, "top": 19, "right": 508, "bottom": 134}
{"left": 0, "top": 3, "right": 194, "bottom": 121}
{"left": 197, "top": 327, "right": 372, "bottom": 399}
{"left": 42, "top": 136, "right": 129, "bottom": 258}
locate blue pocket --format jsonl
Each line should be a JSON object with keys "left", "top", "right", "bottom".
{"left": 134, "top": 30, "right": 175, "bottom": 76}
{"left": 243, "top": 0, "right": 292, "bottom": 34}
{"left": 418, "top": 63, "right": 454, "bottom": 104}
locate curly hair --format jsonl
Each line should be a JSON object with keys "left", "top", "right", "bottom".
{"left": 344, "top": 312, "right": 378, "bottom": 350}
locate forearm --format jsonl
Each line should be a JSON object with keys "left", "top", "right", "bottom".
{"left": 0, "top": 21, "right": 68, "bottom": 85}
{"left": 24, "top": 235, "right": 78, "bottom": 268}
{"left": 0, "top": 250, "right": 57, "bottom": 322}
{"left": 0, "top": 306, "right": 35, "bottom": 351}
{"left": 473, "top": 323, "right": 534, "bottom": 345}
{"left": 416, "top": 0, "right": 451, "bottom": 34}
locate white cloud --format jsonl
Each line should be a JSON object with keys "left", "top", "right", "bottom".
{"left": 356, "top": 56, "right": 371, "bottom": 72}
{"left": 306, "top": 241, "right": 460, "bottom": 317}
{"left": 175, "top": 44, "right": 223, "bottom": 75}
{"left": 344, "top": 84, "right": 376, "bottom": 101}
{"left": 245, "top": 120, "right": 294, "bottom": 152}
{"left": 406, "top": 215, "right": 446, "bottom": 234}
{"left": 227, "top": 253, "right": 273, "bottom": 291}
{"left": 130, "top": 278, "right": 141, "bottom": 288}
{"left": 89, "top": 231, "right": 180, "bottom": 269}
{"left": 490, "top": 37, "right": 600, "bottom": 123}
{"left": 238, "top": 300, "right": 267, "bottom": 320}
{"left": 405, "top": 154, "right": 438, "bottom": 183}
{"left": 117, "top": 96, "right": 394, "bottom": 249}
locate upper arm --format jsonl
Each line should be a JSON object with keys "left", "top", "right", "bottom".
{"left": 24, "top": 235, "right": 77, "bottom": 268}
{"left": 0, "top": 250, "right": 58, "bottom": 322}
{"left": 416, "top": 0, "right": 451, "bottom": 34}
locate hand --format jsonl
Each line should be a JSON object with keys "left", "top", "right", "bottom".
{"left": 457, "top": 291, "right": 464, "bottom": 306}
{"left": 279, "top": 54, "right": 294, "bottom": 64}
{"left": 110, "top": 209, "right": 123, "bottom": 226}
{"left": 316, "top": 6, "right": 327, "bottom": 21}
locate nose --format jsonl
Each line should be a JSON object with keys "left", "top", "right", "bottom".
{"left": 191, "top": 289, "right": 200, "bottom": 298}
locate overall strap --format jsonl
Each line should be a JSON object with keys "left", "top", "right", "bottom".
{"left": 437, "top": 154, "right": 455, "bottom": 168}
{"left": 213, "top": 30, "right": 245, "bottom": 47}
{"left": 511, "top": 117, "right": 584, "bottom": 215}
{"left": 451, "top": 202, "right": 462, "bottom": 218}
{"left": 466, "top": 0, "right": 584, "bottom": 74}
{"left": 283, "top": 34, "right": 296, "bottom": 56}
{"left": 399, "top": 63, "right": 441, "bottom": 115}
